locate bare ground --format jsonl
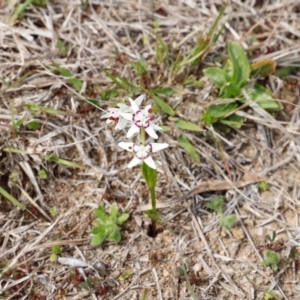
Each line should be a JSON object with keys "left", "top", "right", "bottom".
{"left": 1, "top": 0, "right": 300, "bottom": 299}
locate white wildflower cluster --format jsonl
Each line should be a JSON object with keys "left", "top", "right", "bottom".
{"left": 101, "top": 95, "right": 168, "bottom": 169}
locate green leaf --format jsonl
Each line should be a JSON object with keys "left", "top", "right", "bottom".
{"left": 110, "top": 203, "right": 119, "bottom": 220}
{"left": 131, "top": 60, "right": 147, "bottom": 75}
{"left": 206, "top": 196, "right": 224, "bottom": 214}
{"left": 219, "top": 114, "right": 243, "bottom": 128}
{"left": 101, "top": 89, "right": 120, "bottom": 100}
{"left": 220, "top": 83, "right": 241, "bottom": 98}
{"left": 220, "top": 214, "right": 237, "bottom": 231}
{"left": 91, "top": 231, "right": 106, "bottom": 246}
{"left": 175, "top": 120, "right": 203, "bottom": 132}
{"left": 246, "top": 84, "right": 282, "bottom": 111}
{"left": 119, "top": 270, "right": 133, "bottom": 281}
{"left": 53, "top": 63, "right": 82, "bottom": 92}
{"left": 118, "top": 213, "right": 130, "bottom": 225}
{"left": 94, "top": 206, "right": 109, "bottom": 222}
{"left": 183, "top": 78, "right": 203, "bottom": 87}
{"left": 145, "top": 209, "right": 162, "bottom": 223}
{"left": 151, "top": 94, "right": 176, "bottom": 116}
{"left": 178, "top": 135, "right": 200, "bottom": 163}
{"left": 203, "top": 67, "right": 229, "bottom": 89}
{"left": 0, "top": 186, "right": 25, "bottom": 210}
{"left": 262, "top": 250, "right": 280, "bottom": 271}
{"left": 141, "top": 162, "right": 157, "bottom": 189}
{"left": 51, "top": 245, "right": 62, "bottom": 255}
{"left": 106, "top": 224, "right": 121, "bottom": 242}
{"left": 45, "top": 154, "right": 84, "bottom": 169}
{"left": 203, "top": 102, "right": 239, "bottom": 125}
{"left": 49, "top": 253, "right": 58, "bottom": 262}
{"left": 27, "top": 121, "right": 41, "bottom": 130}
{"left": 227, "top": 41, "right": 250, "bottom": 88}
{"left": 151, "top": 87, "right": 175, "bottom": 95}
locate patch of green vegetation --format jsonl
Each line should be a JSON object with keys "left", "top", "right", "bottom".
{"left": 91, "top": 203, "right": 130, "bottom": 246}
{"left": 262, "top": 250, "right": 280, "bottom": 271}
{"left": 206, "top": 196, "right": 236, "bottom": 231}
{"left": 50, "top": 245, "right": 62, "bottom": 262}
{"left": 203, "top": 42, "right": 282, "bottom": 128}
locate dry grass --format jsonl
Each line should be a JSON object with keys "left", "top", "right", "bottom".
{"left": 1, "top": 0, "right": 300, "bottom": 299}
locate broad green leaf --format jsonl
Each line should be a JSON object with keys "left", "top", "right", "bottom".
{"left": 219, "top": 114, "right": 243, "bottom": 128}
{"left": 106, "top": 224, "right": 121, "bottom": 242}
{"left": 151, "top": 87, "right": 174, "bottom": 95}
{"left": 94, "top": 206, "right": 109, "bottom": 222}
{"left": 0, "top": 186, "right": 25, "bottom": 210}
{"left": 175, "top": 120, "right": 203, "bottom": 132}
{"left": 203, "top": 67, "right": 229, "bottom": 89}
{"left": 151, "top": 94, "right": 176, "bottom": 116}
{"left": 91, "top": 232, "right": 106, "bottom": 246}
{"left": 220, "top": 83, "right": 241, "bottom": 98}
{"left": 178, "top": 135, "right": 200, "bottom": 163}
{"left": 141, "top": 161, "right": 157, "bottom": 189}
{"left": 262, "top": 250, "right": 280, "bottom": 271}
{"left": 203, "top": 102, "right": 239, "bottom": 125}
{"left": 247, "top": 84, "right": 282, "bottom": 111}
{"left": 227, "top": 41, "right": 250, "bottom": 88}
{"left": 110, "top": 203, "right": 119, "bottom": 220}
{"left": 91, "top": 225, "right": 106, "bottom": 234}
{"left": 27, "top": 121, "right": 41, "bottom": 130}
{"left": 118, "top": 213, "right": 130, "bottom": 225}
{"left": 161, "top": 125, "right": 171, "bottom": 132}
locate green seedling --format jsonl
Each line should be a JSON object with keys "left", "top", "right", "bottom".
{"left": 176, "top": 262, "right": 197, "bottom": 300}
{"left": 264, "top": 290, "right": 282, "bottom": 300}
{"left": 91, "top": 203, "right": 130, "bottom": 246}
{"left": 206, "top": 196, "right": 236, "bottom": 232}
{"left": 262, "top": 250, "right": 280, "bottom": 271}
{"left": 203, "top": 42, "right": 282, "bottom": 127}
{"left": 38, "top": 169, "right": 47, "bottom": 179}
{"left": 10, "top": 0, "right": 47, "bottom": 24}
{"left": 119, "top": 270, "right": 133, "bottom": 281}
{"left": 49, "top": 207, "right": 58, "bottom": 217}
{"left": 50, "top": 245, "right": 62, "bottom": 262}
{"left": 259, "top": 181, "right": 269, "bottom": 192}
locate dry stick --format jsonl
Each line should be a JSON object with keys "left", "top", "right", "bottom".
{"left": 138, "top": 175, "right": 265, "bottom": 211}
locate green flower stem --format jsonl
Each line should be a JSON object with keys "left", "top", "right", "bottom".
{"left": 150, "top": 186, "right": 156, "bottom": 211}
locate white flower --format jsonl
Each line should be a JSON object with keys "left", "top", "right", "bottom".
{"left": 101, "top": 95, "right": 145, "bottom": 130}
{"left": 118, "top": 142, "right": 168, "bottom": 169}
{"left": 120, "top": 98, "right": 162, "bottom": 139}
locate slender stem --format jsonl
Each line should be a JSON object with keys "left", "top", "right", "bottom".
{"left": 150, "top": 187, "right": 156, "bottom": 211}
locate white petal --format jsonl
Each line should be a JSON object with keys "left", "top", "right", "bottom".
{"left": 115, "top": 118, "right": 128, "bottom": 130}
{"left": 145, "top": 126, "right": 158, "bottom": 139}
{"left": 150, "top": 143, "right": 169, "bottom": 152}
{"left": 149, "top": 121, "right": 162, "bottom": 131}
{"left": 128, "top": 98, "right": 139, "bottom": 113}
{"left": 128, "top": 156, "right": 142, "bottom": 168}
{"left": 144, "top": 156, "right": 156, "bottom": 169}
{"left": 126, "top": 125, "right": 140, "bottom": 138}
{"left": 119, "top": 112, "right": 133, "bottom": 121}
{"left": 134, "top": 94, "right": 145, "bottom": 107}
{"left": 117, "top": 103, "right": 128, "bottom": 109}
{"left": 118, "top": 142, "right": 134, "bottom": 152}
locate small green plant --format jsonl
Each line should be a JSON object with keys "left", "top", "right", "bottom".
{"left": 262, "top": 250, "right": 280, "bottom": 271}
{"left": 119, "top": 270, "right": 133, "bottom": 281}
{"left": 176, "top": 262, "right": 197, "bottom": 300}
{"left": 264, "top": 290, "right": 282, "bottom": 300}
{"left": 203, "top": 41, "right": 282, "bottom": 127}
{"left": 91, "top": 203, "right": 130, "bottom": 246}
{"left": 259, "top": 181, "right": 269, "bottom": 192}
{"left": 10, "top": 0, "right": 47, "bottom": 24}
{"left": 206, "top": 196, "right": 236, "bottom": 231}
{"left": 49, "top": 207, "right": 58, "bottom": 217}
{"left": 50, "top": 245, "right": 62, "bottom": 262}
